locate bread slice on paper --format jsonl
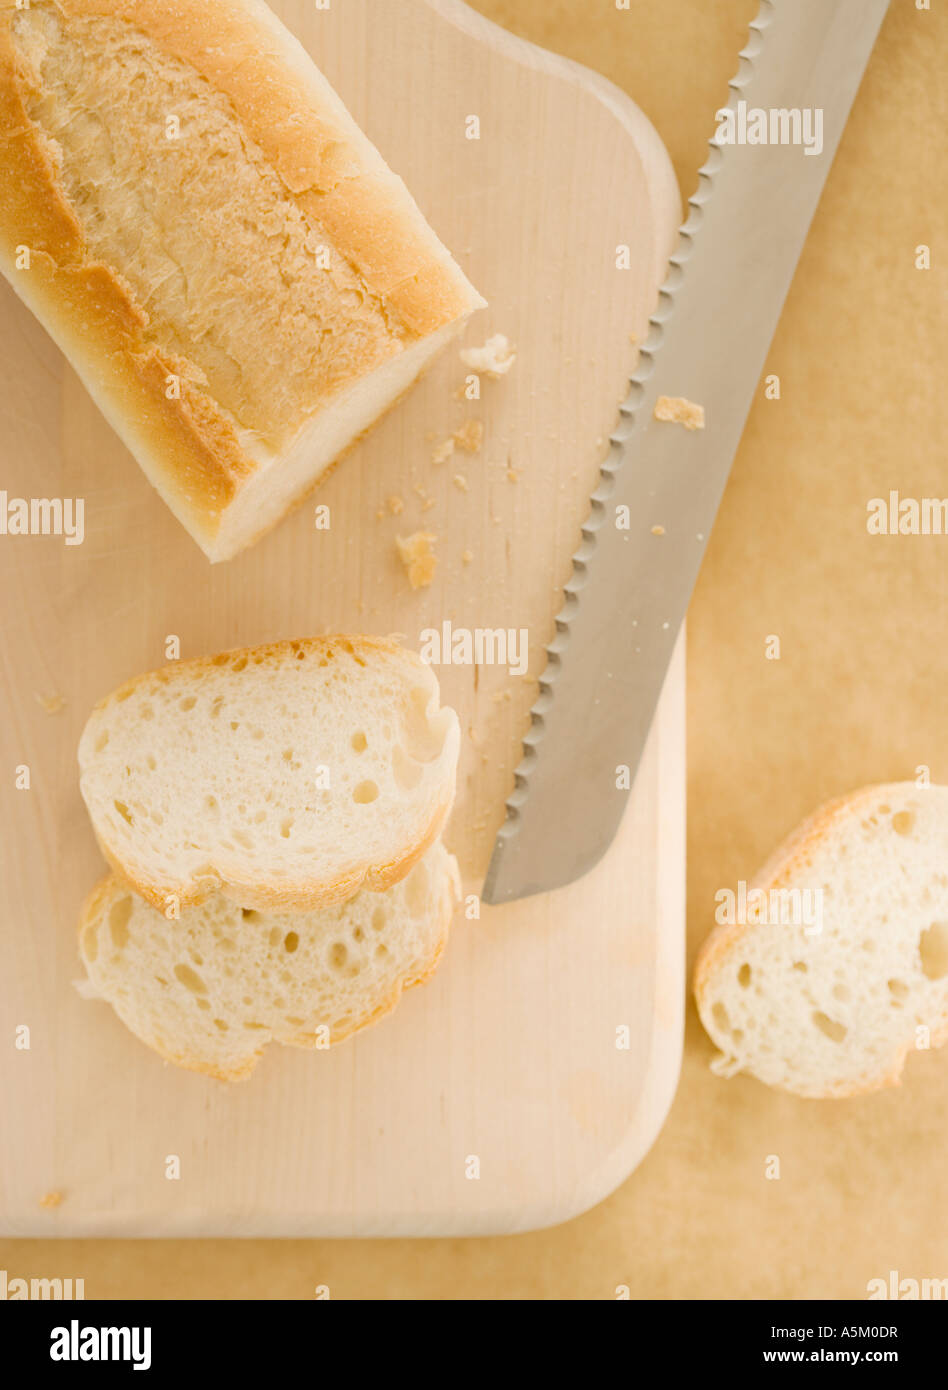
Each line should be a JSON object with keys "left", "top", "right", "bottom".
{"left": 78, "top": 636, "right": 460, "bottom": 913}
{"left": 79, "top": 842, "right": 461, "bottom": 1081}
{"left": 694, "top": 783, "right": 948, "bottom": 1098}
{"left": 0, "top": 0, "right": 484, "bottom": 560}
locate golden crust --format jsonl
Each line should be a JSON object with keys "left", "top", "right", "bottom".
{"left": 693, "top": 784, "right": 948, "bottom": 1098}
{"left": 77, "top": 858, "right": 458, "bottom": 1083}
{"left": 0, "top": 18, "right": 245, "bottom": 536}
{"left": 80, "top": 635, "right": 459, "bottom": 913}
{"left": 41, "top": 0, "right": 481, "bottom": 330}
{"left": 0, "top": 0, "right": 483, "bottom": 556}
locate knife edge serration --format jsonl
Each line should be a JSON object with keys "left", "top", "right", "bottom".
{"left": 491, "top": 0, "right": 776, "bottom": 849}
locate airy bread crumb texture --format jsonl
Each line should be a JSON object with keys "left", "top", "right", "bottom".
{"left": 78, "top": 637, "right": 459, "bottom": 912}
{"left": 80, "top": 842, "right": 461, "bottom": 1081}
{"left": 695, "top": 784, "right": 948, "bottom": 1098}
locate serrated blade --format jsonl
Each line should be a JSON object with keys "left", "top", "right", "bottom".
{"left": 483, "top": 0, "right": 891, "bottom": 905}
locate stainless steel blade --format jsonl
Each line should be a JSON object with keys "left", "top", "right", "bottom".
{"left": 484, "top": 0, "right": 891, "bottom": 904}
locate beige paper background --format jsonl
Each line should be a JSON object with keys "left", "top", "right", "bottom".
{"left": 3, "top": 0, "right": 945, "bottom": 1298}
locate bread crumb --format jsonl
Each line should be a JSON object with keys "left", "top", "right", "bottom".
{"left": 387, "top": 495, "right": 405, "bottom": 516}
{"left": 507, "top": 468, "right": 520, "bottom": 484}
{"left": 375, "top": 508, "right": 385, "bottom": 521}
{"left": 396, "top": 533, "right": 438, "bottom": 590}
{"left": 460, "top": 334, "right": 517, "bottom": 379}
{"left": 453, "top": 421, "right": 484, "bottom": 454}
{"left": 39, "top": 1190, "right": 63, "bottom": 1209}
{"left": 432, "top": 438, "right": 455, "bottom": 466}
{"left": 35, "top": 693, "right": 65, "bottom": 715}
{"left": 453, "top": 474, "right": 470, "bottom": 493}
{"left": 654, "top": 396, "right": 705, "bottom": 431}
{"left": 462, "top": 549, "right": 474, "bottom": 565}
{"left": 422, "top": 498, "right": 437, "bottom": 513}
{"left": 651, "top": 525, "right": 666, "bottom": 536}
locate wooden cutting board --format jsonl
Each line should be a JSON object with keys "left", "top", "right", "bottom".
{"left": 0, "top": 0, "right": 684, "bottom": 1236}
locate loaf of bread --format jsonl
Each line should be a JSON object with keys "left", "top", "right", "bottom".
{"left": 79, "top": 841, "right": 461, "bottom": 1080}
{"left": 78, "top": 636, "right": 460, "bottom": 912}
{"left": 0, "top": 0, "right": 484, "bottom": 560}
{"left": 694, "top": 784, "right": 948, "bottom": 1098}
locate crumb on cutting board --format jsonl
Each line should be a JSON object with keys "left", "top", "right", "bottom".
{"left": 35, "top": 693, "right": 65, "bottom": 715}
{"left": 396, "top": 532, "right": 437, "bottom": 590}
{"left": 386, "top": 495, "right": 405, "bottom": 516}
{"left": 453, "top": 420, "right": 484, "bottom": 454}
{"left": 432, "top": 421, "right": 483, "bottom": 464}
{"left": 654, "top": 396, "right": 705, "bottom": 431}
{"left": 39, "top": 1190, "right": 63, "bottom": 1209}
{"left": 453, "top": 474, "right": 470, "bottom": 493}
{"left": 460, "top": 334, "right": 517, "bottom": 379}
{"left": 651, "top": 525, "right": 666, "bottom": 536}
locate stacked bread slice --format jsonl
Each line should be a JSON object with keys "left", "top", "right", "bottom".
{"left": 76, "top": 636, "right": 461, "bottom": 1080}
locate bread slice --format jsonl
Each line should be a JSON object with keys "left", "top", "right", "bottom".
{"left": 0, "top": 0, "right": 484, "bottom": 561}
{"left": 78, "top": 637, "right": 460, "bottom": 913}
{"left": 78, "top": 841, "right": 461, "bottom": 1081}
{"left": 694, "top": 784, "right": 948, "bottom": 1098}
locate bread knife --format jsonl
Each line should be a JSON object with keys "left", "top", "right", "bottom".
{"left": 483, "top": 0, "right": 892, "bottom": 904}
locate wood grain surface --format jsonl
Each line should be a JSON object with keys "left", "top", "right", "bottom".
{"left": 0, "top": 0, "right": 683, "bottom": 1236}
